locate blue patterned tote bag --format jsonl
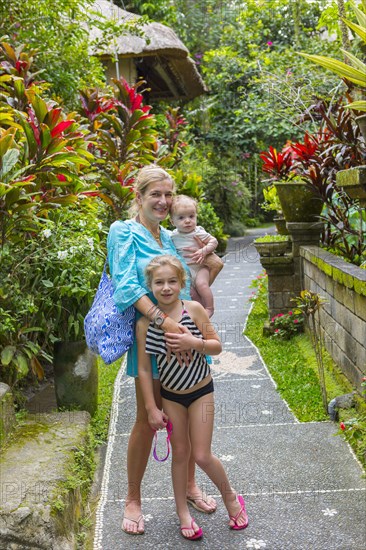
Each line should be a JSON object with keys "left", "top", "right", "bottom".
{"left": 84, "top": 263, "right": 135, "bottom": 364}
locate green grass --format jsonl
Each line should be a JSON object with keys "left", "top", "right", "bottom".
{"left": 244, "top": 285, "right": 352, "bottom": 422}
{"left": 90, "top": 357, "right": 122, "bottom": 445}
{"left": 337, "top": 408, "right": 366, "bottom": 470}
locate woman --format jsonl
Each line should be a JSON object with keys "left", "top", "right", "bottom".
{"left": 107, "top": 165, "right": 217, "bottom": 535}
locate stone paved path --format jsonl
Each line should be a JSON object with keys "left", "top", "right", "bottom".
{"left": 94, "top": 231, "right": 366, "bottom": 550}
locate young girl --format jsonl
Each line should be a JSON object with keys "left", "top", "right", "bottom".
{"left": 170, "top": 195, "right": 223, "bottom": 318}
{"left": 137, "top": 255, "right": 248, "bottom": 540}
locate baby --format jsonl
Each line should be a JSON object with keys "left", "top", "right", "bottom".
{"left": 170, "top": 195, "right": 222, "bottom": 318}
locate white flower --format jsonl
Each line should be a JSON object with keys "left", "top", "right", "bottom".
{"left": 246, "top": 539, "right": 267, "bottom": 549}
{"left": 79, "top": 220, "right": 86, "bottom": 227}
{"left": 322, "top": 508, "right": 338, "bottom": 517}
{"left": 220, "top": 455, "right": 234, "bottom": 462}
{"left": 57, "top": 250, "right": 68, "bottom": 260}
{"left": 42, "top": 229, "right": 52, "bottom": 238}
{"left": 97, "top": 222, "right": 103, "bottom": 230}
{"left": 86, "top": 237, "right": 94, "bottom": 250}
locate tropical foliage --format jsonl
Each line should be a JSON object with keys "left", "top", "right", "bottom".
{"left": 301, "top": 0, "right": 366, "bottom": 111}
{"left": 0, "top": 39, "right": 222, "bottom": 395}
{"left": 259, "top": 98, "right": 366, "bottom": 265}
{"left": 0, "top": 0, "right": 107, "bottom": 107}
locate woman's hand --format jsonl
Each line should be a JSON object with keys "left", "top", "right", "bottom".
{"left": 162, "top": 317, "right": 192, "bottom": 367}
{"left": 147, "top": 408, "right": 169, "bottom": 431}
{"left": 165, "top": 324, "right": 199, "bottom": 353}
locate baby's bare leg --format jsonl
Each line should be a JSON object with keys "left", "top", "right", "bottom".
{"left": 194, "top": 267, "right": 214, "bottom": 317}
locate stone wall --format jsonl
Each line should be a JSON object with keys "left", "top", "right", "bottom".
{"left": 300, "top": 246, "right": 366, "bottom": 393}
{"left": 0, "top": 383, "right": 16, "bottom": 447}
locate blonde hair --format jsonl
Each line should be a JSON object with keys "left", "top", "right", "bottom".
{"left": 170, "top": 194, "right": 197, "bottom": 217}
{"left": 129, "top": 165, "right": 174, "bottom": 215}
{"left": 145, "top": 255, "right": 187, "bottom": 289}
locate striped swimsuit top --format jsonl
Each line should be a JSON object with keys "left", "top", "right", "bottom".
{"left": 145, "top": 302, "right": 210, "bottom": 391}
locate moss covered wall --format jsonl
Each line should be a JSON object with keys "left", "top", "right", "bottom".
{"left": 300, "top": 246, "right": 366, "bottom": 394}
{"left": 0, "top": 383, "right": 16, "bottom": 447}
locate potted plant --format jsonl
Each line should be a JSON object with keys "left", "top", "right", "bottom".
{"left": 261, "top": 184, "right": 289, "bottom": 235}
{"left": 300, "top": 0, "right": 366, "bottom": 140}
{"left": 259, "top": 144, "right": 323, "bottom": 223}
{"left": 336, "top": 165, "right": 366, "bottom": 207}
{"left": 254, "top": 234, "right": 290, "bottom": 257}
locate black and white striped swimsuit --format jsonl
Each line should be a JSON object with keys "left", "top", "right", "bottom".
{"left": 145, "top": 302, "right": 210, "bottom": 391}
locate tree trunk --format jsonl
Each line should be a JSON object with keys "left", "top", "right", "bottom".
{"left": 337, "top": 0, "right": 351, "bottom": 60}
{"left": 292, "top": 0, "right": 301, "bottom": 48}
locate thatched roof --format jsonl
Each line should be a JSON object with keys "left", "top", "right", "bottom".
{"left": 90, "top": 1, "right": 206, "bottom": 100}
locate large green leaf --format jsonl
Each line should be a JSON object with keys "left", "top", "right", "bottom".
{"left": 1, "top": 346, "right": 16, "bottom": 366}
{"left": 40, "top": 123, "right": 52, "bottom": 149}
{"left": 47, "top": 195, "right": 78, "bottom": 206}
{"left": 133, "top": 117, "right": 155, "bottom": 131}
{"left": 351, "top": 3, "right": 366, "bottom": 28}
{"left": 129, "top": 109, "right": 145, "bottom": 126}
{"left": 1, "top": 42, "right": 17, "bottom": 63}
{"left": 0, "top": 111, "right": 15, "bottom": 125}
{"left": 126, "top": 129, "right": 140, "bottom": 146}
{"left": 0, "top": 75, "right": 13, "bottom": 84}
{"left": 19, "top": 327, "right": 44, "bottom": 334}
{"left": 14, "top": 353, "right": 29, "bottom": 377}
{"left": 46, "top": 138, "right": 68, "bottom": 155}
{"left": 300, "top": 53, "right": 366, "bottom": 88}
{"left": 0, "top": 148, "right": 20, "bottom": 177}
{"left": 12, "top": 202, "right": 37, "bottom": 213}
{"left": 343, "top": 18, "right": 366, "bottom": 44}
{"left": 32, "top": 95, "right": 49, "bottom": 124}
{"left": 341, "top": 49, "right": 366, "bottom": 72}
{"left": 40, "top": 151, "right": 78, "bottom": 166}
{"left": 18, "top": 118, "right": 38, "bottom": 158}
{"left": 345, "top": 100, "right": 366, "bottom": 111}
{"left": 13, "top": 77, "right": 25, "bottom": 99}
{"left": 0, "top": 132, "right": 16, "bottom": 156}
{"left": 5, "top": 187, "right": 20, "bottom": 208}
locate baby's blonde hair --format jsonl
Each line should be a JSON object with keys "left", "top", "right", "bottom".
{"left": 170, "top": 194, "right": 197, "bottom": 217}
{"left": 145, "top": 255, "right": 187, "bottom": 289}
{"left": 129, "top": 165, "right": 175, "bottom": 215}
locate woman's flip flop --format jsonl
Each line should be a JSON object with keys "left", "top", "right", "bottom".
{"left": 186, "top": 493, "right": 217, "bottom": 514}
{"left": 121, "top": 514, "right": 144, "bottom": 535}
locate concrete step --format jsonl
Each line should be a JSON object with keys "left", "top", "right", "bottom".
{"left": 0, "top": 412, "right": 91, "bottom": 550}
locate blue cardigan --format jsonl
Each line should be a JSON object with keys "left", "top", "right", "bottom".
{"left": 107, "top": 219, "right": 190, "bottom": 377}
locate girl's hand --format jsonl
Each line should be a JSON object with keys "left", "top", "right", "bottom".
{"left": 165, "top": 324, "right": 199, "bottom": 353}
{"left": 148, "top": 408, "right": 169, "bottom": 431}
{"left": 162, "top": 317, "right": 192, "bottom": 367}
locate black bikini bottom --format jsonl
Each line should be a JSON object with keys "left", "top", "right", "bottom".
{"left": 160, "top": 379, "right": 214, "bottom": 409}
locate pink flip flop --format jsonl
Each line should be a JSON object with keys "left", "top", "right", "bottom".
{"left": 180, "top": 518, "right": 203, "bottom": 540}
{"left": 229, "top": 495, "right": 249, "bottom": 530}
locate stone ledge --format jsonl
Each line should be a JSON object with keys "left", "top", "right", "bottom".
{"left": 300, "top": 246, "right": 366, "bottom": 296}
{"left": 0, "top": 384, "right": 15, "bottom": 448}
{"left": 0, "top": 411, "right": 92, "bottom": 550}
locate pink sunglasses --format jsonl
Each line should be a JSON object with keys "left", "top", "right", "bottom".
{"left": 152, "top": 420, "right": 173, "bottom": 462}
